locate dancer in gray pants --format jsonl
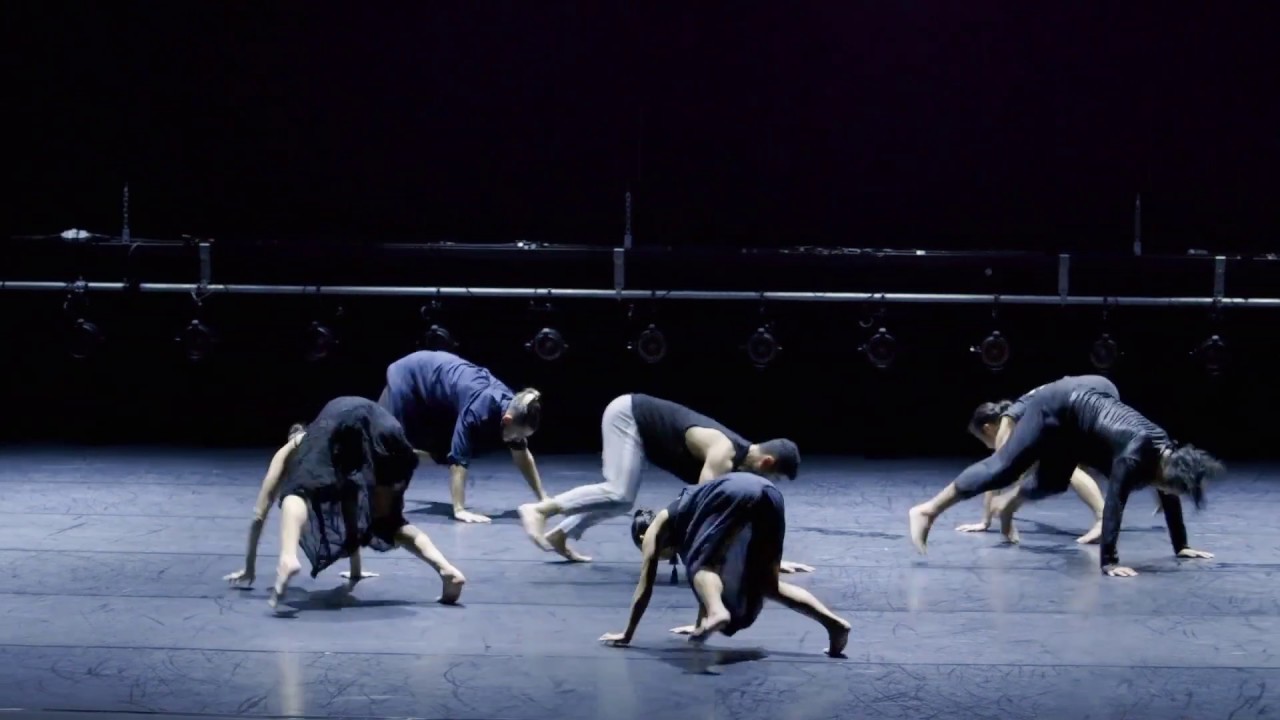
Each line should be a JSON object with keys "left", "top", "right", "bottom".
{"left": 517, "top": 393, "right": 805, "bottom": 567}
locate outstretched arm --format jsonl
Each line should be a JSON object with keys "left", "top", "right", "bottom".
{"left": 510, "top": 447, "right": 548, "bottom": 501}
{"left": 226, "top": 440, "right": 295, "bottom": 585}
{"left": 1157, "top": 490, "right": 1215, "bottom": 561}
{"left": 602, "top": 512, "right": 666, "bottom": 645}
{"left": 447, "top": 413, "right": 489, "bottom": 523}
{"left": 1099, "top": 456, "right": 1137, "bottom": 576}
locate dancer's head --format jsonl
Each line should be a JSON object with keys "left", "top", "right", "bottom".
{"left": 745, "top": 439, "right": 801, "bottom": 481}
{"left": 968, "top": 400, "right": 1013, "bottom": 449}
{"left": 631, "top": 509, "right": 675, "bottom": 559}
{"left": 503, "top": 388, "right": 543, "bottom": 443}
{"left": 1156, "top": 444, "right": 1224, "bottom": 509}
{"left": 287, "top": 423, "right": 307, "bottom": 443}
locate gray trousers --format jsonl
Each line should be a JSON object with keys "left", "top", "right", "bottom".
{"left": 550, "top": 394, "right": 647, "bottom": 540}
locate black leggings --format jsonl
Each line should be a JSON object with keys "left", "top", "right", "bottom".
{"left": 953, "top": 405, "right": 1078, "bottom": 500}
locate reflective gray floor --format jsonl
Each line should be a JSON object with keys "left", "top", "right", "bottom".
{"left": 0, "top": 447, "right": 1276, "bottom": 720}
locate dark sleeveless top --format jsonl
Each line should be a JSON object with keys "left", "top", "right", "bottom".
{"left": 631, "top": 394, "right": 751, "bottom": 484}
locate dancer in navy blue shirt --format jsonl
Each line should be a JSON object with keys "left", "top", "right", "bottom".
{"left": 379, "top": 351, "right": 546, "bottom": 523}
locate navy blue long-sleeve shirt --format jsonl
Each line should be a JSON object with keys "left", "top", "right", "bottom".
{"left": 381, "top": 351, "right": 526, "bottom": 467}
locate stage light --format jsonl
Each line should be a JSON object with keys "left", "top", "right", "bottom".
{"left": 746, "top": 327, "right": 780, "bottom": 368}
{"left": 303, "top": 321, "right": 337, "bottom": 363}
{"left": 527, "top": 327, "right": 567, "bottom": 362}
{"left": 1193, "top": 334, "right": 1227, "bottom": 375}
{"left": 1089, "top": 333, "right": 1119, "bottom": 371}
{"left": 973, "top": 331, "right": 1010, "bottom": 371}
{"left": 860, "top": 327, "right": 896, "bottom": 369}
{"left": 65, "top": 318, "right": 105, "bottom": 360}
{"left": 177, "top": 320, "right": 217, "bottom": 362}
{"left": 422, "top": 324, "right": 458, "bottom": 351}
{"left": 630, "top": 324, "right": 667, "bottom": 364}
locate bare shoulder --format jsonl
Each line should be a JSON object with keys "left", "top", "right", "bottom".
{"left": 684, "top": 426, "right": 728, "bottom": 455}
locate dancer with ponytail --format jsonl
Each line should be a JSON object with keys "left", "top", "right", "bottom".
{"left": 909, "top": 377, "right": 1224, "bottom": 577}
{"left": 599, "top": 472, "right": 849, "bottom": 655}
{"left": 957, "top": 375, "right": 1113, "bottom": 543}
{"left": 379, "top": 350, "right": 547, "bottom": 523}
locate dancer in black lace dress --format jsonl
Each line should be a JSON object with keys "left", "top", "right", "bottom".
{"left": 224, "top": 397, "right": 466, "bottom": 608}
{"left": 600, "top": 472, "right": 849, "bottom": 655}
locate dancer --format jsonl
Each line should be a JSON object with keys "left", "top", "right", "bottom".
{"left": 957, "top": 375, "right": 1112, "bottom": 543}
{"left": 598, "top": 472, "right": 850, "bottom": 655}
{"left": 908, "top": 381, "right": 1222, "bottom": 576}
{"left": 517, "top": 393, "right": 805, "bottom": 567}
{"left": 379, "top": 350, "right": 546, "bottom": 523}
{"left": 224, "top": 396, "right": 466, "bottom": 608}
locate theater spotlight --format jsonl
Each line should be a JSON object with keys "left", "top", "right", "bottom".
{"left": 1193, "top": 334, "right": 1228, "bottom": 375}
{"left": 630, "top": 324, "right": 668, "bottom": 364}
{"left": 527, "top": 327, "right": 567, "bottom": 362}
{"left": 1089, "top": 333, "right": 1119, "bottom": 371}
{"left": 177, "top": 319, "right": 217, "bottom": 362}
{"left": 65, "top": 318, "right": 105, "bottom": 360}
{"left": 973, "top": 331, "right": 1010, "bottom": 371}
{"left": 746, "top": 326, "right": 780, "bottom": 368}
{"left": 303, "top": 321, "right": 338, "bottom": 363}
{"left": 860, "top": 327, "right": 896, "bottom": 369}
{"left": 421, "top": 324, "right": 458, "bottom": 351}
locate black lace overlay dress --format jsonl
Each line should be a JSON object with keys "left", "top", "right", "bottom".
{"left": 278, "top": 397, "right": 420, "bottom": 577}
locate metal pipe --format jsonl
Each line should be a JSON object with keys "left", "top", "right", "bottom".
{"left": 4, "top": 280, "right": 1280, "bottom": 307}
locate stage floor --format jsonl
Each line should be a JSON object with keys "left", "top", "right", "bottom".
{"left": 0, "top": 448, "right": 1275, "bottom": 720}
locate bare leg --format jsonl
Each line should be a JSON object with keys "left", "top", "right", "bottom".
{"left": 909, "top": 482, "right": 963, "bottom": 553}
{"left": 518, "top": 500, "right": 560, "bottom": 551}
{"left": 991, "top": 489, "right": 1025, "bottom": 544}
{"left": 688, "top": 569, "right": 732, "bottom": 641}
{"left": 1069, "top": 468, "right": 1105, "bottom": 544}
{"left": 269, "top": 495, "right": 306, "bottom": 609}
{"left": 768, "top": 580, "right": 851, "bottom": 657}
{"left": 395, "top": 524, "right": 466, "bottom": 604}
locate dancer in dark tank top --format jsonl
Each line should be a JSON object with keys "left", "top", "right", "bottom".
{"left": 599, "top": 472, "right": 850, "bottom": 655}
{"left": 958, "top": 375, "right": 1112, "bottom": 543}
{"left": 518, "top": 393, "right": 808, "bottom": 572}
{"left": 908, "top": 383, "right": 1223, "bottom": 577}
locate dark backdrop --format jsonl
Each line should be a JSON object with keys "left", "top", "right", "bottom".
{"left": 2, "top": 2, "right": 1276, "bottom": 462}
{"left": 6, "top": 2, "right": 1279, "bottom": 252}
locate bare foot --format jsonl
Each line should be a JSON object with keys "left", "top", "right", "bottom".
{"left": 955, "top": 521, "right": 990, "bottom": 533}
{"left": 518, "top": 504, "right": 552, "bottom": 550}
{"left": 438, "top": 567, "right": 466, "bottom": 605}
{"left": 1076, "top": 521, "right": 1102, "bottom": 544}
{"left": 690, "top": 609, "right": 730, "bottom": 642}
{"left": 269, "top": 556, "right": 301, "bottom": 609}
{"left": 545, "top": 529, "right": 592, "bottom": 562}
{"left": 908, "top": 505, "right": 935, "bottom": 554}
{"left": 826, "top": 621, "right": 851, "bottom": 658}
{"left": 669, "top": 625, "right": 698, "bottom": 635}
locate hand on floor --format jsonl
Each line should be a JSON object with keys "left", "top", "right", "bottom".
{"left": 339, "top": 571, "right": 380, "bottom": 580}
{"left": 1177, "top": 548, "right": 1214, "bottom": 559}
{"left": 453, "top": 510, "right": 491, "bottom": 523}
{"left": 780, "top": 560, "right": 814, "bottom": 574}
